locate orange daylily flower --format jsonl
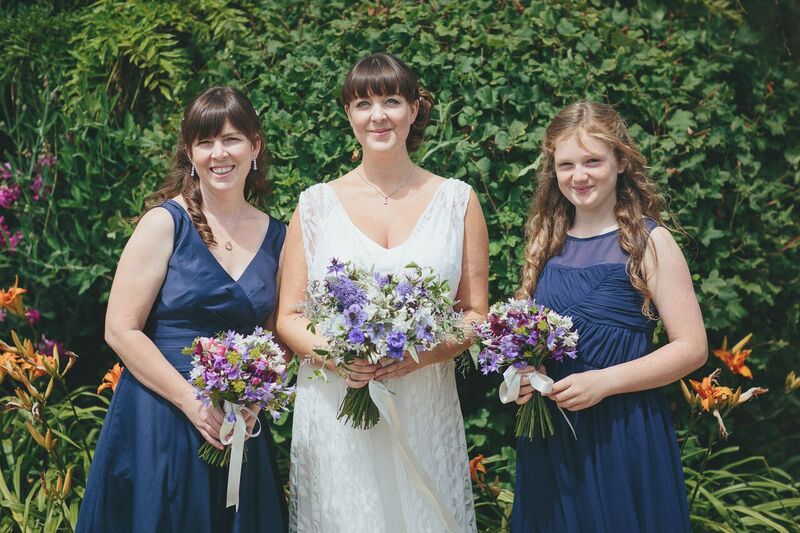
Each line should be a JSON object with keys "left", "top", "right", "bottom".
{"left": 0, "top": 276, "right": 27, "bottom": 317}
{"left": 688, "top": 371, "right": 735, "bottom": 412}
{"left": 713, "top": 333, "right": 754, "bottom": 379}
{"left": 469, "top": 454, "right": 487, "bottom": 482}
{"left": 0, "top": 351, "right": 18, "bottom": 382}
{"left": 98, "top": 363, "right": 123, "bottom": 394}
{"left": 683, "top": 368, "right": 768, "bottom": 438}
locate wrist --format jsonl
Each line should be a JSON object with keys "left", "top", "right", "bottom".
{"left": 596, "top": 367, "right": 619, "bottom": 398}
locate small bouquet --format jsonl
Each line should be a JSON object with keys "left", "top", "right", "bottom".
{"left": 184, "top": 327, "right": 295, "bottom": 468}
{"left": 304, "top": 258, "right": 465, "bottom": 430}
{"left": 472, "top": 299, "right": 578, "bottom": 440}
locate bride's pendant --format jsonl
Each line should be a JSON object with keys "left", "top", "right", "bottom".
{"left": 224, "top": 241, "right": 233, "bottom": 251}
{"left": 383, "top": 198, "right": 388, "bottom": 206}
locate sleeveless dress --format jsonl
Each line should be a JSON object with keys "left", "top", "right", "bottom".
{"left": 289, "top": 180, "right": 477, "bottom": 533}
{"left": 510, "top": 224, "right": 691, "bottom": 532}
{"left": 77, "top": 200, "right": 288, "bottom": 533}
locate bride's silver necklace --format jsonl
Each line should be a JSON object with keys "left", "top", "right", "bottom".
{"left": 356, "top": 165, "right": 416, "bottom": 205}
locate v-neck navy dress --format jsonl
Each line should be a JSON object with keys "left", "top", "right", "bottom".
{"left": 77, "top": 200, "right": 288, "bottom": 533}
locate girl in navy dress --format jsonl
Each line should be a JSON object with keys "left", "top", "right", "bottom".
{"left": 510, "top": 102, "right": 707, "bottom": 532}
{"left": 77, "top": 87, "right": 288, "bottom": 532}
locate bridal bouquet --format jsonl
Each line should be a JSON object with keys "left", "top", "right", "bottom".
{"left": 304, "top": 258, "right": 465, "bottom": 429}
{"left": 184, "top": 327, "right": 295, "bottom": 468}
{"left": 472, "top": 299, "right": 579, "bottom": 439}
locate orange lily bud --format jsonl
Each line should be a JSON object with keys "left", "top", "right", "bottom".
{"left": 26, "top": 421, "right": 45, "bottom": 446}
{"left": 61, "top": 466, "right": 73, "bottom": 498}
{"left": 43, "top": 428, "right": 57, "bottom": 453}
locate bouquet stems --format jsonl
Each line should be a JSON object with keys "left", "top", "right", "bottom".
{"left": 198, "top": 441, "right": 247, "bottom": 468}
{"left": 515, "top": 393, "right": 555, "bottom": 440}
{"left": 337, "top": 386, "right": 380, "bottom": 430}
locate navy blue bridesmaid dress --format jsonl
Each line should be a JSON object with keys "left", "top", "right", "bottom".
{"left": 511, "top": 225, "right": 691, "bottom": 533}
{"left": 77, "top": 200, "right": 288, "bottom": 533}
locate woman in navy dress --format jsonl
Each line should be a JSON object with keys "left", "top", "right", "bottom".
{"left": 510, "top": 102, "right": 707, "bottom": 532}
{"left": 77, "top": 87, "right": 288, "bottom": 532}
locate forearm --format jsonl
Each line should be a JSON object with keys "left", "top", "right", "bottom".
{"left": 275, "top": 312, "right": 331, "bottom": 367}
{"left": 421, "top": 308, "right": 484, "bottom": 366}
{"left": 107, "top": 329, "right": 195, "bottom": 411}
{"left": 599, "top": 339, "right": 707, "bottom": 396}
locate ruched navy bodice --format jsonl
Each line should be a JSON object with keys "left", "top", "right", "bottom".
{"left": 78, "top": 200, "right": 288, "bottom": 533}
{"left": 511, "top": 227, "right": 690, "bottom": 533}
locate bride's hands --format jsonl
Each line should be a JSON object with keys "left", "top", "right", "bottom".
{"left": 373, "top": 352, "right": 425, "bottom": 381}
{"left": 181, "top": 395, "right": 225, "bottom": 450}
{"left": 345, "top": 358, "right": 381, "bottom": 388}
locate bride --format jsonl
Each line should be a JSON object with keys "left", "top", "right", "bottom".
{"left": 277, "top": 52, "right": 488, "bottom": 532}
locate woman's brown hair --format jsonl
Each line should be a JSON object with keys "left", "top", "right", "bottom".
{"left": 518, "top": 102, "right": 666, "bottom": 316}
{"left": 145, "top": 86, "right": 269, "bottom": 248}
{"left": 341, "top": 52, "right": 433, "bottom": 152}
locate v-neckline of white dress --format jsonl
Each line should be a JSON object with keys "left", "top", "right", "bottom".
{"left": 322, "top": 179, "right": 450, "bottom": 252}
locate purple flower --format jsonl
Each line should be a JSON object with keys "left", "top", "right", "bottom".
{"left": 347, "top": 328, "right": 365, "bottom": 345}
{"left": 416, "top": 325, "right": 434, "bottom": 344}
{"left": 386, "top": 331, "right": 407, "bottom": 359}
{"left": 343, "top": 304, "right": 367, "bottom": 328}
{"left": 395, "top": 281, "right": 413, "bottom": 298}
{"left": 374, "top": 272, "right": 391, "bottom": 288}
{"left": 328, "top": 276, "right": 366, "bottom": 310}
{"left": 25, "top": 308, "right": 41, "bottom": 326}
{"left": 327, "top": 257, "right": 346, "bottom": 276}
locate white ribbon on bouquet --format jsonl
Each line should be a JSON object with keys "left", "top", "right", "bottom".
{"left": 220, "top": 401, "right": 261, "bottom": 510}
{"left": 498, "top": 366, "right": 577, "bottom": 440}
{"left": 368, "top": 380, "right": 459, "bottom": 531}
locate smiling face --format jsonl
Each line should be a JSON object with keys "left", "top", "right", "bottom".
{"left": 553, "top": 131, "right": 626, "bottom": 216}
{"left": 189, "top": 120, "right": 260, "bottom": 193}
{"left": 345, "top": 94, "right": 419, "bottom": 155}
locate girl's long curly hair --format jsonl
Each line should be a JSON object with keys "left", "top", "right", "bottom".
{"left": 517, "top": 102, "right": 666, "bottom": 315}
{"left": 145, "top": 86, "right": 269, "bottom": 248}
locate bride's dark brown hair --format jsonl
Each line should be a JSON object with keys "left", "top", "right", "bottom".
{"left": 518, "top": 102, "right": 666, "bottom": 316}
{"left": 145, "top": 86, "right": 269, "bottom": 248}
{"left": 341, "top": 52, "right": 434, "bottom": 153}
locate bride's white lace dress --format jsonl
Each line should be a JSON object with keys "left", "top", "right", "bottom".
{"left": 289, "top": 178, "right": 477, "bottom": 533}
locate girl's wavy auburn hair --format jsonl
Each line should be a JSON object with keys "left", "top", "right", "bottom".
{"left": 518, "top": 102, "right": 666, "bottom": 316}
{"left": 145, "top": 86, "right": 269, "bottom": 248}
{"left": 341, "top": 52, "right": 433, "bottom": 153}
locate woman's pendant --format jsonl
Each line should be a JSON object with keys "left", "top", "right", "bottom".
{"left": 225, "top": 241, "right": 233, "bottom": 251}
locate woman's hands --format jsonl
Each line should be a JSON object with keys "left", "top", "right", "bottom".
{"left": 513, "top": 365, "right": 544, "bottom": 405}
{"left": 548, "top": 369, "right": 611, "bottom": 411}
{"left": 373, "top": 352, "right": 427, "bottom": 381}
{"left": 344, "top": 358, "right": 382, "bottom": 388}
{"left": 181, "top": 394, "right": 225, "bottom": 450}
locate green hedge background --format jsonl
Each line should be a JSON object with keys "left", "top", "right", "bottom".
{"left": 1, "top": 0, "right": 799, "bottom": 531}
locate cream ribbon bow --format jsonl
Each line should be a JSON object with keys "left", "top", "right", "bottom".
{"left": 368, "top": 380, "right": 460, "bottom": 531}
{"left": 498, "top": 366, "right": 577, "bottom": 440}
{"left": 220, "top": 401, "right": 261, "bottom": 510}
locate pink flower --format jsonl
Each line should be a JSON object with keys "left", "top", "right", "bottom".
{"left": 38, "top": 155, "right": 56, "bottom": 168}
{"left": 1, "top": 162, "right": 11, "bottom": 180}
{"left": 0, "top": 183, "right": 21, "bottom": 208}
{"left": 25, "top": 308, "right": 41, "bottom": 326}
{"left": 0, "top": 309, "right": 6, "bottom": 322}
{"left": 7, "top": 231, "right": 23, "bottom": 251}
{"left": 30, "top": 174, "right": 44, "bottom": 201}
